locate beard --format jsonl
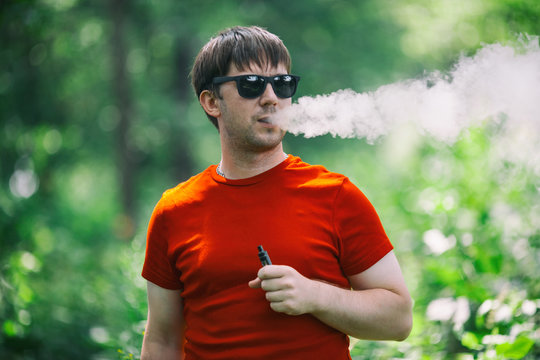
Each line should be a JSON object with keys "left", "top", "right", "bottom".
{"left": 228, "top": 120, "right": 286, "bottom": 153}
{"left": 220, "top": 104, "right": 286, "bottom": 153}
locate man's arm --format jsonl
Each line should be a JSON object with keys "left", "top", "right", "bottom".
{"left": 141, "top": 281, "right": 185, "bottom": 360}
{"left": 248, "top": 251, "right": 413, "bottom": 341}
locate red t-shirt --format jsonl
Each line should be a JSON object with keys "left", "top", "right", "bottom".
{"left": 142, "top": 155, "right": 393, "bottom": 359}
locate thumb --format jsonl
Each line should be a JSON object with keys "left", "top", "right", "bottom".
{"left": 248, "top": 277, "right": 262, "bottom": 289}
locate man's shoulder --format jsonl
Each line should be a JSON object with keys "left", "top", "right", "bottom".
{"left": 287, "top": 156, "right": 348, "bottom": 182}
{"left": 286, "top": 156, "right": 350, "bottom": 190}
{"left": 156, "top": 167, "right": 215, "bottom": 210}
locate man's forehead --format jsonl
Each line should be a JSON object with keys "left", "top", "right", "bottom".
{"left": 227, "top": 61, "right": 288, "bottom": 75}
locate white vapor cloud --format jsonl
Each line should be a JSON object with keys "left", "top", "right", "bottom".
{"left": 276, "top": 35, "right": 540, "bottom": 170}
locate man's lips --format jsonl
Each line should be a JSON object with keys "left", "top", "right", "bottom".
{"left": 257, "top": 115, "right": 278, "bottom": 127}
{"left": 258, "top": 117, "right": 271, "bottom": 124}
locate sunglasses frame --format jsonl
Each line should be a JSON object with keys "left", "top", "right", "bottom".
{"left": 212, "top": 74, "right": 300, "bottom": 99}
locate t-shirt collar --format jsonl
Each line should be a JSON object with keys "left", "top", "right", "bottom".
{"left": 210, "top": 154, "right": 294, "bottom": 186}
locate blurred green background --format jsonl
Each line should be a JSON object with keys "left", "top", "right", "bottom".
{"left": 1, "top": 0, "right": 539, "bottom": 359}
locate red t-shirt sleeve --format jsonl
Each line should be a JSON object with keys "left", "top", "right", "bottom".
{"left": 142, "top": 201, "right": 183, "bottom": 290}
{"left": 333, "top": 177, "right": 393, "bottom": 276}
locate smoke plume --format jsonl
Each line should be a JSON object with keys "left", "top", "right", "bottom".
{"left": 277, "top": 35, "right": 540, "bottom": 171}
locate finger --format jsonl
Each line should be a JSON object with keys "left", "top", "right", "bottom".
{"left": 260, "top": 278, "right": 285, "bottom": 292}
{"left": 268, "top": 298, "right": 286, "bottom": 312}
{"left": 257, "top": 265, "right": 289, "bottom": 280}
{"left": 269, "top": 300, "right": 303, "bottom": 316}
{"left": 248, "top": 277, "right": 262, "bottom": 289}
{"left": 265, "top": 290, "right": 286, "bottom": 302}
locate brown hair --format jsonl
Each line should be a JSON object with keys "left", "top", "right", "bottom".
{"left": 190, "top": 26, "right": 292, "bottom": 129}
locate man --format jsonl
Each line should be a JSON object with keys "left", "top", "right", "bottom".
{"left": 141, "top": 26, "right": 412, "bottom": 359}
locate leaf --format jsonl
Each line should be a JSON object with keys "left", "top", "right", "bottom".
{"left": 461, "top": 331, "right": 481, "bottom": 350}
{"left": 495, "top": 336, "right": 534, "bottom": 359}
{"left": 2, "top": 320, "right": 17, "bottom": 337}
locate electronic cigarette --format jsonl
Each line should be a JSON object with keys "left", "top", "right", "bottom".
{"left": 257, "top": 245, "right": 272, "bottom": 266}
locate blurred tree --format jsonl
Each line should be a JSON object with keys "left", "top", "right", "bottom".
{"left": 0, "top": 0, "right": 538, "bottom": 359}
{"left": 109, "top": 0, "right": 137, "bottom": 232}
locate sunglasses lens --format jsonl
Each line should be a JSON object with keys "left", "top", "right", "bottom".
{"left": 273, "top": 75, "right": 297, "bottom": 98}
{"left": 235, "top": 75, "right": 298, "bottom": 99}
{"left": 238, "top": 75, "right": 266, "bottom": 98}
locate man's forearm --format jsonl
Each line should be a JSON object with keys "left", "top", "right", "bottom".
{"left": 309, "top": 281, "right": 413, "bottom": 341}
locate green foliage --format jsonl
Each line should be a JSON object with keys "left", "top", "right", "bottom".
{"left": 1, "top": 0, "right": 539, "bottom": 359}
{"left": 496, "top": 336, "right": 535, "bottom": 359}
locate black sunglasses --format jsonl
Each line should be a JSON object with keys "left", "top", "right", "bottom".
{"left": 212, "top": 74, "right": 300, "bottom": 99}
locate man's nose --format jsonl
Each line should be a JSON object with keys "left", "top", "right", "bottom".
{"left": 259, "top": 82, "right": 279, "bottom": 105}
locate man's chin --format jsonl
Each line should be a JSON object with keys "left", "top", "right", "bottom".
{"left": 248, "top": 132, "right": 286, "bottom": 151}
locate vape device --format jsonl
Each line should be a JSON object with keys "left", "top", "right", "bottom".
{"left": 257, "top": 245, "right": 272, "bottom": 266}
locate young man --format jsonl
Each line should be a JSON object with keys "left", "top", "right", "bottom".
{"left": 141, "top": 26, "right": 413, "bottom": 359}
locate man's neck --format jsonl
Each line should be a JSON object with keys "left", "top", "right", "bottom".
{"left": 218, "top": 146, "right": 288, "bottom": 180}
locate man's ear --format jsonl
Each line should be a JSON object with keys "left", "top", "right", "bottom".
{"left": 199, "top": 90, "right": 221, "bottom": 118}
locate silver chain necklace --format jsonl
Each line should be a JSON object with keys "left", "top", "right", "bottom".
{"left": 216, "top": 162, "right": 226, "bottom": 178}
{"left": 216, "top": 153, "right": 288, "bottom": 179}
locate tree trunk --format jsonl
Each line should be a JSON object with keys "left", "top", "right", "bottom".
{"left": 171, "top": 35, "right": 196, "bottom": 182}
{"left": 109, "top": 0, "right": 136, "bottom": 238}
